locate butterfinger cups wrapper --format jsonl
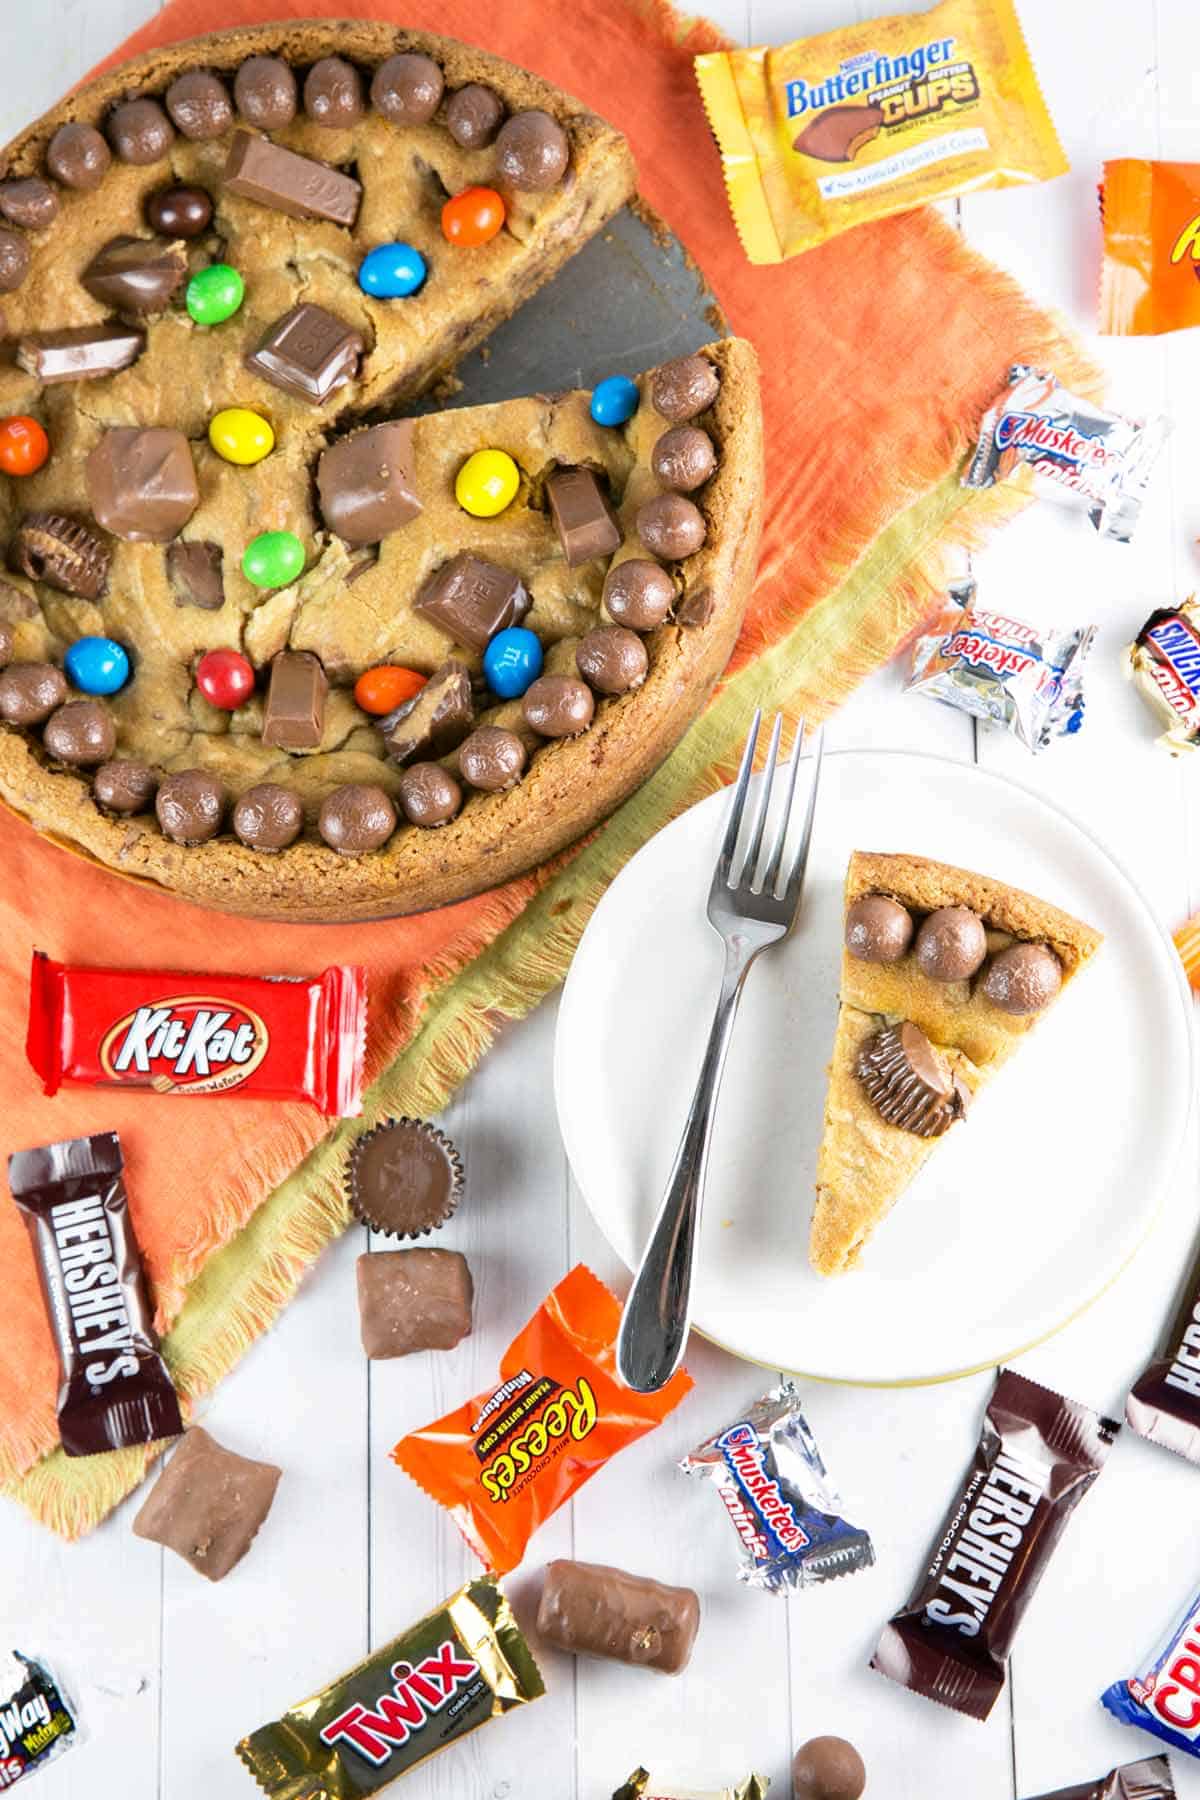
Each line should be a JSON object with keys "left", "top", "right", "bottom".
{"left": 1028, "top": 1759, "right": 1174, "bottom": 1800}
{"left": 1101, "top": 159, "right": 1200, "bottom": 336}
{"left": 614, "top": 1773, "right": 769, "bottom": 1800}
{"left": 392, "top": 1265, "right": 692, "bottom": 1574}
{"left": 695, "top": 0, "right": 1066, "bottom": 264}
{"left": 236, "top": 1578, "right": 542, "bottom": 1795}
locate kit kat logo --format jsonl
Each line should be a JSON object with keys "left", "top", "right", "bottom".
{"left": 99, "top": 995, "right": 269, "bottom": 1095}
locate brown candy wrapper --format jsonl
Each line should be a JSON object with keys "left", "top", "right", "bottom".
{"left": 8, "top": 1131, "right": 183, "bottom": 1458}
{"left": 236, "top": 1577, "right": 542, "bottom": 1795}
{"left": 871, "top": 1368, "right": 1119, "bottom": 1720}
{"left": 1027, "top": 1756, "right": 1174, "bottom": 1800}
{"left": 614, "top": 1772, "right": 769, "bottom": 1800}
{"left": 1127, "top": 1233, "right": 1200, "bottom": 1463}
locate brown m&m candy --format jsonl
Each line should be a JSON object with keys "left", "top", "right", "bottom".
{"left": 637, "top": 493, "right": 706, "bottom": 560}
{"left": 0, "top": 661, "right": 67, "bottom": 725}
{"left": 146, "top": 185, "right": 213, "bottom": 239}
{"left": 792, "top": 1736, "right": 866, "bottom": 1800}
{"left": 82, "top": 236, "right": 188, "bottom": 315}
{"left": 0, "top": 231, "right": 30, "bottom": 293}
{"left": 651, "top": 426, "right": 716, "bottom": 493}
{"left": 156, "top": 769, "right": 225, "bottom": 844}
{"left": 233, "top": 783, "right": 304, "bottom": 851}
{"left": 234, "top": 56, "right": 298, "bottom": 129}
{"left": 318, "top": 783, "right": 396, "bottom": 854}
{"left": 107, "top": 98, "right": 175, "bottom": 165}
{"left": 857, "top": 1021, "right": 969, "bottom": 1138}
{"left": 845, "top": 894, "right": 913, "bottom": 963}
{"left": 0, "top": 179, "right": 58, "bottom": 232}
{"left": 11, "top": 514, "right": 109, "bottom": 599}
{"left": 914, "top": 906, "right": 987, "bottom": 982}
{"left": 165, "top": 70, "right": 233, "bottom": 140}
{"left": 603, "top": 558, "right": 674, "bottom": 630}
{"left": 577, "top": 624, "right": 648, "bottom": 694}
{"left": 496, "top": 110, "right": 570, "bottom": 190}
{"left": 459, "top": 725, "right": 526, "bottom": 792}
{"left": 523, "top": 673, "right": 594, "bottom": 738}
{"left": 86, "top": 428, "right": 198, "bottom": 543}
{"left": 348, "top": 1116, "right": 464, "bottom": 1238}
{"left": 446, "top": 84, "right": 504, "bottom": 149}
{"left": 43, "top": 700, "right": 116, "bottom": 767}
{"left": 981, "top": 942, "right": 1062, "bottom": 1014}
{"left": 370, "top": 54, "right": 444, "bottom": 125}
{"left": 304, "top": 58, "right": 365, "bottom": 128}
{"left": 46, "top": 121, "right": 111, "bottom": 191}
{"left": 93, "top": 759, "right": 158, "bottom": 815}
{"left": 651, "top": 353, "right": 719, "bottom": 422}
{"left": 399, "top": 761, "right": 462, "bottom": 827}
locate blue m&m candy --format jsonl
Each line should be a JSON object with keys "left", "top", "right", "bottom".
{"left": 590, "top": 374, "right": 640, "bottom": 427}
{"left": 358, "top": 243, "right": 428, "bottom": 299}
{"left": 65, "top": 635, "right": 130, "bottom": 695}
{"left": 483, "top": 627, "right": 543, "bottom": 699}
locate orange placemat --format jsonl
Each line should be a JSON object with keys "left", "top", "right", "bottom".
{"left": 0, "top": 0, "right": 1099, "bottom": 1536}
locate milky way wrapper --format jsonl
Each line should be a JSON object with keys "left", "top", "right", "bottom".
{"left": 1027, "top": 1759, "right": 1174, "bottom": 1800}
{"left": 1124, "top": 599, "right": 1200, "bottom": 755}
{"left": 614, "top": 1772, "right": 769, "bottom": 1800}
{"left": 694, "top": 0, "right": 1066, "bottom": 264}
{"left": 871, "top": 1368, "right": 1119, "bottom": 1720}
{"left": 1126, "top": 1233, "right": 1200, "bottom": 1463}
{"left": 1101, "top": 159, "right": 1200, "bottom": 336}
{"left": 0, "top": 1651, "right": 81, "bottom": 1789}
{"left": 1102, "top": 1585, "right": 1200, "bottom": 1760}
{"left": 236, "top": 1578, "right": 542, "bottom": 1796}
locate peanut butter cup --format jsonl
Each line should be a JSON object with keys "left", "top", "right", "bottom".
{"left": 347, "top": 1117, "right": 464, "bottom": 1239}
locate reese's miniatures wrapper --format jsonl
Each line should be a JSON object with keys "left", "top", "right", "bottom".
{"left": 1029, "top": 1760, "right": 1174, "bottom": 1800}
{"left": 614, "top": 1772, "right": 769, "bottom": 1800}
{"left": 393, "top": 1264, "right": 692, "bottom": 1574}
{"left": 1101, "top": 159, "right": 1200, "bottom": 336}
{"left": 694, "top": 0, "right": 1066, "bottom": 264}
{"left": 1124, "top": 599, "right": 1200, "bottom": 755}
{"left": 236, "top": 1578, "right": 542, "bottom": 1796}
{"left": 1103, "top": 1584, "right": 1200, "bottom": 1760}
{"left": 963, "top": 365, "right": 1167, "bottom": 542}
{"left": 871, "top": 1368, "right": 1119, "bottom": 1720}
{"left": 1127, "top": 1229, "right": 1200, "bottom": 1463}
{"left": 680, "top": 1382, "right": 873, "bottom": 1593}
{"left": 8, "top": 1132, "right": 183, "bottom": 1458}
{"left": 0, "top": 1652, "right": 80, "bottom": 1789}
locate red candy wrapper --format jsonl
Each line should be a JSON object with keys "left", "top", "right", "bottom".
{"left": 27, "top": 952, "right": 366, "bottom": 1117}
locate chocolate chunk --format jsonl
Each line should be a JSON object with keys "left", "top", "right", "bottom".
{"left": 262, "top": 650, "right": 326, "bottom": 750}
{"left": 348, "top": 1117, "right": 464, "bottom": 1236}
{"left": 245, "top": 304, "right": 363, "bottom": 406}
{"left": 546, "top": 467, "right": 621, "bottom": 567}
{"left": 856, "top": 1021, "right": 969, "bottom": 1138}
{"left": 107, "top": 98, "right": 175, "bottom": 165}
{"left": 537, "top": 1560, "right": 700, "bottom": 1674}
{"left": 224, "top": 130, "right": 362, "bottom": 228}
{"left": 12, "top": 513, "right": 109, "bottom": 598}
{"left": 357, "top": 1248, "right": 473, "bottom": 1358}
{"left": 677, "top": 585, "right": 714, "bottom": 627}
{"left": 637, "top": 493, "right": 706, "bottom": 560}
{"left": 0, "top": 179, "right": 58, "bottom": 232}
{"left": 304, "top": 58, "right": 365, "bottom": 128}
{"left": 399, "top": 762, "right": 462, "bottom": 827}
{"left": 94, "top": 759, "right": 158, "bottom": 814}
{"left": 43, "top": 699, "right": 116, "bottom": 766}
{"left": 981, "top": 942, "right": 1062, "bottom": 1014}
{"left": 234, "top": 56, "right": 298, "bottom": 130}
{"left": 132, "top": 1426, "right": 281, "bottom": 1581}
{"left": 381, "top": 658, "right": 473, "bottom": 765}
{"left": 458, "top": 724, "right": 526, "bottom": 791}
{"left": 794, "top": 102, "right": 883, "bottom": 163}
{"left": 845, "top": 894, "right": 913, "bottom": 964}
{"left": 651, "top": 425, "right": 716, "bottom": 493}
{"left": 0, "top": 622, "right": 11, "bottom": 668}
{"left": 156, "top": 769, "right": 225, "bottom": 844}
{"left": 651, "top": 353, "right": 719, "bottom": 423}
{"left": 523, "top": 673, "right": 594, "bottom": 738}
{"left": 86, "top": 428, "right": 198, "bottom": 543}
{"left": 603, "top": 559, "right": 674, "bottom": 630}
{"left": 0, "top": 661, "right": 67, "bottom": 724}
{"left": 914, "top": 906, "right": 987, "bottom": 982}
{"left": 167, "top": 540, "right": 224, "bottom": 611}
{"left": 82, "top": 235, "right": 188, "bottom": 315}
{"left": 46, "top": 122, "right": 111, "bottom": 191}
{"left": 317, "top": 421, "right": 420, "bottom": 543}
{"left": 0, "top": 580, "right": 36, "bottom": 622}
{"left": 496, "top": 110, "right": 570, "bottom": 191}
{"left": 318, "top": 783, "right": 396, "bottom": 854}
{"left": 414, "top": 553, "right": 529, "bottom": 651}
{"left": 792, "top": 1737, "right": 867, "bottom": 1800}
{"left": 233, "top": 782, "right": 304, "bottom": 851}
{"left": 165, "top": 70, "right": 233, "bottom": 141}
{"left": 445, "top": 83, "right": 504, "bottom": 149}
{"left": 576, "top": 624, "right": 648, "bottom": 694}
{"left": 145, "top": 185, "right": 213, "bottom": 239}
{"left": 370, "top": 54, "right": 444, "bottom": 125}
{"left": 0, "top": 231, "right": 30, "bottom": 293}
{"left": 16, "top": 322, "right": 145, "bottom": 383}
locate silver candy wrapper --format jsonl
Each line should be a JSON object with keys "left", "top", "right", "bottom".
{"left": 614, "top": 1769, "right": 769, "bottom": 1800}
{"left": 679, "top": 1382, "right": 873, "bottom": 1594}
{"left": 963, "top": 363, "right": 1168, "bottom": 542}
{"left": 907, "top": 579, "right": 1094, "bottom": 753}
{"left": 0, "top": 1650, "right": 81, "bottom": 1787}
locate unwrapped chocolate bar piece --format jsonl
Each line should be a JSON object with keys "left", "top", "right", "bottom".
{"left": 537, "top": 1559, "right": 700, "bottom": 1674}
{"left": 133, "top": 1426, "right": 281, "bottom": 1581}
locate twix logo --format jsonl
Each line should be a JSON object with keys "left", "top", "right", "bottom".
{"left": 99, "top": 996, "right": 269, "bottom": 1095}
{"left": 479, "top": 1376, "right": 598, "bottom": 1503}
{"left": 320, "top": 1641, "right": 478, "bottom": 1766}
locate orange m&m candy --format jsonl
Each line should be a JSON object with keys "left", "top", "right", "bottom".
{"left": 0, "top": 415, "right": 49, "bottom": 476}
{"left": 355, "top": 665, "right": 427, "bottom": 715}
{"left": 441, "top": 186, "right": 506, "bottom": 247}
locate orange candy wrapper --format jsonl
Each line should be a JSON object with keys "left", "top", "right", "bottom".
{"left": 393, "top": 1265, "right": 693, "bottom": 1574}
{"left": 1100, "top": 160, "right": 1200, "bottom": 336}
{"left": 696, "top": 0, "right": 1066, "bottom": 265}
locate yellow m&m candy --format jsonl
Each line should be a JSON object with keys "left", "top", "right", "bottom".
{"left": 209, "top": 407, "right": 275, "bottom": 466}
{"left": 455, "top": 448, "right": 519, "bottom": 518}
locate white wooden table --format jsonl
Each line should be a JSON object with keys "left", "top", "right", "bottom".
{"left": 3, "top": 2, "right": 1200, "bottom": 1796}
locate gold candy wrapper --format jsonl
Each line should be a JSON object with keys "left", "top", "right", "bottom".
{"left": 1124, "top": 597, "right": 1200, "bottom": 755}
{"left": 236, "top": 1578, "right": 543, "bottom": 1796}
{"left": 614, "top": 1771, "right": 769, "bottom": 1800}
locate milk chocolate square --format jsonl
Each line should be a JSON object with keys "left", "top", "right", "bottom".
{"left": 317, "top": 422, "right": 421, "bottom": 545}
{"left": 245, "top": 304, "right": 363, "bottom": 406}
{"left": 380, "top": 659, "right": 473, "bottom": 764}
{"left": 16, "top": 323, "right": 146, "bottom": 384}
{"left": 546, "top": 467, "right": 621, "bottom": 567}
{"left": 86, "top": 427, "right": 199, "bottom": 543}
{"left": 167, "top": 540, "right": 225, "bottom": 610}
{"left": 262, "top": 650, "right": 326, "bottom": 749}
{"left": 132, "top": 1426, "right": 281, "bottom": 1581}
{"left": 356, "top": 1249, "right": 473, "bottom": 1359}
{"left": 224, "top": 129, "right": 362, "bottom": 227}
{"left": 82, "top": 236, "right": 188, "bottom": 315}
{"left": 413, "top": 553, "right": 529, "bottom": 651}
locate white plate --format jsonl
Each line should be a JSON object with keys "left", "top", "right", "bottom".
{"left": 555, "top": 749, "right": 1194, "bottom": 1384}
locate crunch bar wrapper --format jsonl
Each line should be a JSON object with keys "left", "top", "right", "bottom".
{"left": 1027, "top": 1759, "right": 1174, "bottom": 1800}
{"left": 1101, "top": 159, "right": 1200, "bottom": 337}
{"left": 1102, "top": 1585, "right": 1200, "bottom": 1760}
{"left": 393, "top": 1265, "right": 693, "bottom": 1575}
{"left": 694, "top": 0, "right": 1066, "bottom": 265}
{"left": 614, "top": 1772, "right": 769, "bottom": 1800}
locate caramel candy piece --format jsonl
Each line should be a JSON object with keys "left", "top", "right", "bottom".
{"left": 87, "top": 428, "right": 198, "bottom": 543}
{"left": 651, "top": 353, "right": 719, "bottom": 423}
{"left": 856, "top": 1022, "right": 969, "bottom": 1138}
{"left": 370, "top": 54, "right": 444, "bottom": 125}
{"left": 0, "top": 179, "right": 58, "bottom": 232}
{"left": 603, "top": 559, "right": 674, "bottom": 630}
{"left": 446, "top": 83, "right": 504, "bottom": 148}
{"left": 981, "top": 942, "right": 1062, "bottom": 1014}
{"left": 380, "top": 658, "right": 473, "bottom": 765}
{"left": 414, "top": 553, "right": 529, "bottom": 651}
{"left": 637, "top": 493, "right": 706, "bottom": 560}
{"left": 245, "top": 304, "right": 363, "bottom": 406}
{"left": 576, "top": 624, "right": 648, "bottom": 695}
{"left": 496, "top": 110, "right": 570, "bottom": 190}
{"left": 399, "top": 762, "right": 462, "bottom": 827}
{"left": 262, "top": 651, "right": 327, "bottom": 750}
{"left": 234, "top": 56, "right": 298, "bottom": 130}
{"left": 651, "top": 426, "right": 716, "bottom": 493}
{"left": 12, "top": 514, "right": 109, "bottom": 599}
{"left": 914, "top": 906, "right": 986, "bottom": 982}
{"left": 0, "top": 661, "right": 67, "bottom": 725}
{"left": 793, "top": 1737, "right": 867, "bottom": 1800}
{"left": 546, "top": 467, "right": 621, "bottom": 567}
{"left": 132, "top": 1426, "right": 281, "bottom": 1581}
{"left": 319, "top": 784, "right": 396, "bottom": 854}
{"left": 794, "top": 102, "right": 883, "bottom": 163}
{"left": 156, "top": 769, "right": 225, "bottom": 844}
{"left": 167, "top": 540, "right": 224, "bottom": 611}
{"left": 845, "top": 894, "right": 913, "bottom": 964}
{"left": 357, "top": 1249, "right": 473, "bottom": 1358}
{"left": 165, "top": 70, "right": 233, "bottom": 141}
{"left": 233, "top": 783, "right": 304, "bottom": 851}
{"left": 82, "top": 236, "right": 188, "bottom": 315}
{"left": 523, "top": 673, "right": 594, "bottom": 738}
{"left": 304, "top": 58, "right": 365, "bottom": 128}
{"left": 458, "top": 725, "right": 526, "bottom": 791}
{"left": 317, "top": 421, "right": 420, "bottom": 543}
{"left": 224, "top": 130, "right": 362, "bottom": 228}
{"left": 94, "top": 760, "right": 158, "bottom": 815}
{"left": 47, "top": 122, "right": 111, "bottom": 191}
{"left": 108, "top": 98, "right": 175, "bottom": 165}
{"left": 537, "top": 1559, "right": 700, "bottom": 1674}
{"left": 43, "top": 700, "right": 116, "bottom": 766}
{"left": 16, "top": 322, "right": 145, "bottom": 383}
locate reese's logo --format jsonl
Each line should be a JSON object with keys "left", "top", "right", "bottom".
{"left": 478, "top": 1376, "right": 598, "bottom": 1503}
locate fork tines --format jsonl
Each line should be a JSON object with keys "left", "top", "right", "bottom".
{"left": 716, "top": 708, "right": 823, "bottom": 906}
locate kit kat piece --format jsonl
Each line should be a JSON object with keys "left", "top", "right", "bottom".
{"left": 537, "top": 1558, "right": 700, "bottom": 1673}
{"left": 356, "top": 1249, "right": 473, "bottom": 1359}
{"left": 224, "top": 128, "right": 361, "bottom": 226}
{"left": 546, "top": 467, "right": 621, "bottom": 567}
{"left": 133, "top": 1425, "right": 280, "bottom": 1580}
{"left": 16, "top": 322, "right": 145, "bottom": 383}
{"left": 262, "top": 650, "right": 326, "bottom": 749}
{"left": 245, "top": 304, "right": 363, "bottom": 406}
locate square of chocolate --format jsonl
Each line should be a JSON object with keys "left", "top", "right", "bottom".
{"left": 245, "top": 304, "right": 364, "bottom": 406}
{"left": 546, "top": 467, "right": 621, "bottom": 567}
{"left": 356, "top": 1249, "right": 473, "bottom": 1359}
{"left": 132, "top": 1426, "right": 281, "bottom": 1581}
{"left": 85, "top": 427, "right": 199, "bottom": 543}
{"left": 262, "top": 650, "right": 327, "bottom": 749}
{"left": 413, "top": 553, "right": 529, "bottom": 652}
{"left": 224, "top": 130, "right": 362, "bottom": 228}
{"left": 317, "top": 422, "right": 421, "bottom": 545}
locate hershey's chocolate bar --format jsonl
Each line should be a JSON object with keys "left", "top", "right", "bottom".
{"left": 1127, "top": 1235, "right": 1200, "bottom": 1462}
{"left": 224, "top": 129, "right": 361, "bottom": 227}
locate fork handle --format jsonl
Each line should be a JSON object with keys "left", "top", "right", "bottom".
{"left": 616, "top": 939, "right": 756, "bottom": 1393}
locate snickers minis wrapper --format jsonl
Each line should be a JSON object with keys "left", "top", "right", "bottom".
{"left": 872, "top": 1368, "right": 1119, "bottom": 1720}
{"left": 1103, "top": 1585, "right": 1200, "bottom": 1760}
{"left": 1125, "top": 599, "right": 1200, "bottom": 755}
{"left": 1028, "top": 1760, "right": 1174, "bottom": 1800}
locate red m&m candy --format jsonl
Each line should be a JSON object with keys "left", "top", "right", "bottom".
{"left": 0, "top": 415, "right": 49, "bottom": 476}
{"left": 441, "top": 186, "right": 505, "bottom": 247}
{"left": 196, "top": 648, "right": 255, "bottom": 710}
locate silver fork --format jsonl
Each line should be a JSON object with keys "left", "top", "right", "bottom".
{"left": 616, "top": 709, "right": 824, "bottom": 1393}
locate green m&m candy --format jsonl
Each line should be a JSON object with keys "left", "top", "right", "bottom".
{"left": 186, "top": 263, "right": 244, "bottom": 325}
{"left": 242, "top": 529, "right": 305, "bottom": 589}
